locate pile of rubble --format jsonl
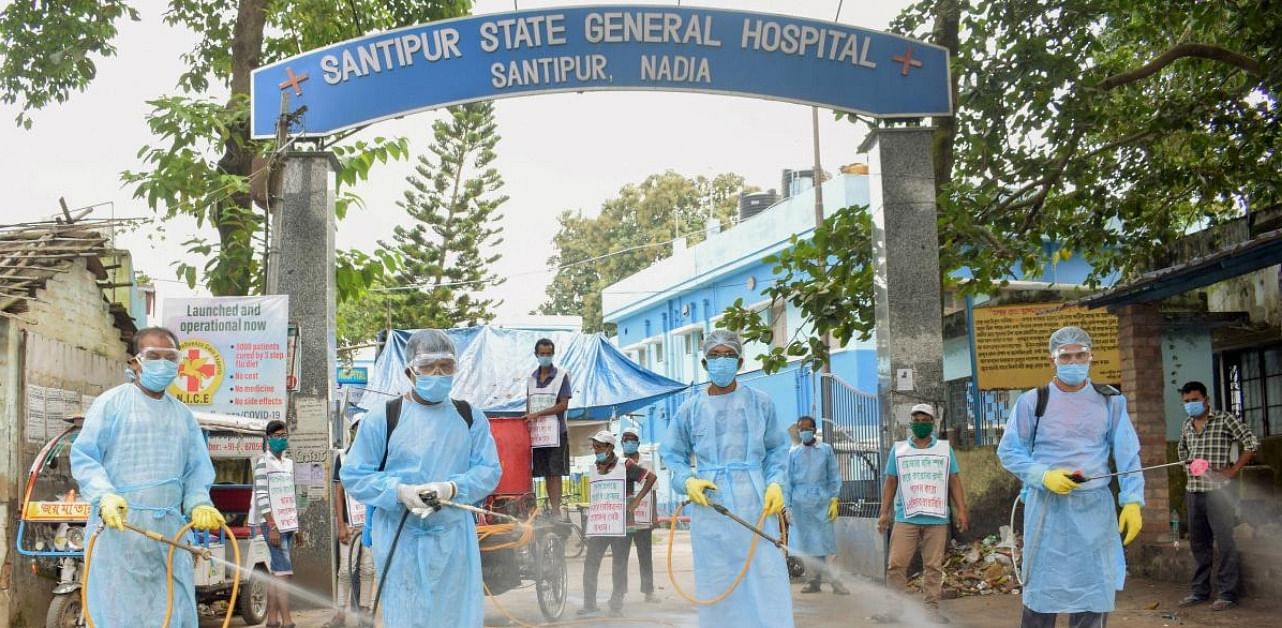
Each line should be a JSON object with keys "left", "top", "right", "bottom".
{"left": 907, "top": 527, "right": 1023, "bottom": 598}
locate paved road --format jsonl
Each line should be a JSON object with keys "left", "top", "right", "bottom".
{"left": 203, "top": 530, "right": 1279, "bottom": 627}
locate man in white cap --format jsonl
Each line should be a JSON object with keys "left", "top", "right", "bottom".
{"left": 875, "top": 403, "right": 969, "bottom": 624}
{"left": 581, "top": 430, "right": 655, "bottom": 617}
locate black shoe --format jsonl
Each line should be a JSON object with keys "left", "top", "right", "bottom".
{"left": 801, "top": 582, "right": 822, "bottom": 593}
{"left": 1178, "top": 595, "right": 1209, "bottom": 608}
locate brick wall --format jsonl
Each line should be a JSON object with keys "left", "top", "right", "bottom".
{"left": 1116, "top": 302, "right": 1170, "bottom": 543}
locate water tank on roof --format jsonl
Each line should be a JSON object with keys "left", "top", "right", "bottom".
{"left": 781, "top": 168, "right": 817, "bottom": 198}
{"left": 738, "top": 190, "right": 779, "bottom": 222}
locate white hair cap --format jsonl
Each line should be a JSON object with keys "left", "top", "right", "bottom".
{"left": 702, "top": 329, "right": 743, "bottom": 357}
{"left": 1048, "top": 326, "right": 1092, "bottom": 355}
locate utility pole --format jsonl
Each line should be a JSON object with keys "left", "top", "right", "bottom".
{"left": 812, "top": 106, "right": 834, "bottom": 433}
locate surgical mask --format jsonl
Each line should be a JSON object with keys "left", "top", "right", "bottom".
{"left": 267, "top": 436, "right": 288, "bottom": 455}
{"left": 911, "top": 422, "right": 934, "bottom": 439}
{"left": 414, "top": 375, "right": 453, "bottom": 403}
{"left": 622, "top": 441, "right": 639, "bottom": 455}
{"left": 1184, "top": 400, "right": 1206, "bottom": 417}
{"left": 537, "top": 356, "right": 553, "bottom": 368}
{"left": 799, "top": 430, "right": 815, "bottom": 444}
{"left": 1056, "top": 362, "right": 1090, "bottom": 386}
{"left": 138, "top": 359, "right": 178, "bottom": 393}
{"left": 595, "top": 452, "right": 610, "bottom": 463}
{"left": 706, "top": 357, "right": 738, "bottom": 387}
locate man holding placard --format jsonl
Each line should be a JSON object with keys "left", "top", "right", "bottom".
{"left": 580, "top": 431, "right": 655, "bottom": 617}
{"left": 621, "top": 427, "right": 660, "bottom": 603}
{"left": 523, "top": 338, "right": 573, "bottom": 517}
{"left": 251, "top": 420, "right": 300, "bottom": 628}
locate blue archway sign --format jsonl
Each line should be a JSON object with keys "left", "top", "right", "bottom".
{"left": 251, "top": 6, "right": 951, "bottom": 139}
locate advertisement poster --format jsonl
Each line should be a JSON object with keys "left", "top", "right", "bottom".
{"left": 164, "top": 296, "right": 289, "bottom": 421}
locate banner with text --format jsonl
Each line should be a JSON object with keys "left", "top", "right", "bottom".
{"left": 164, "top": 296, "right": 289, "bottom": 421}
{"left": 252, "top": 6, "right": 950, "bottom": 138}
{"left": 587, "top": 464, "right": 627, "bottom": 537}
{"left": 972, "top": 303, "right": 1120, "bottom": 390}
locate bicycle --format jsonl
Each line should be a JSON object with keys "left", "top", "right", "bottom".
{"left": 535, "top": 496, "right": 587, "bottom": 558}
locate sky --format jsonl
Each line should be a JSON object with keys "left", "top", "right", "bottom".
{"left": 0, "top": 0, "right": 915, "bottom": 325}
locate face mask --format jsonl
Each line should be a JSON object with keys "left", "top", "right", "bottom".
{"left": 537, "top": 355, "right": 554, "bottom": 368}
{"left": 1056, "top": 362, "right": 1090, "bottom": 386}
{"left": 1184, "top": 400, "right": 1206, "bottom": 417}
{"left": 799, "top": 430, "right": 815, "bottom": 444}
{"left": 414, "top": 375, "right": 453, "bottom": 403}
{"left": 706, "top": 357, "right": 739, "bottom": 387}
{"left": 267, "top": 436, "right": 288, "bottom": 455}
{"left": 595, "top": 451, "right": 610, "bottom": 463}
{"left": 622, "top": 441, "right": 639, "bottom": 455}
{"left": 139, "top": 359, "right": 178, "bottom": 393}
{"left": 911, "top": 422, "right": 934, "bottom": 439}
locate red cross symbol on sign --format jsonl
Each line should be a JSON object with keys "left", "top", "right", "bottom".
{"left": 892, "top": 47, "right": 924, "bottom": 76}
{"left": 181, "top": 348, "right": 217, "bottom": 393}
{"left": 278, "top": 67, "right": 309, "bottom": 96}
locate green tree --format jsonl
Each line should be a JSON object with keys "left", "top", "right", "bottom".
{"left": 1, "top": 0, "right": 471, "bottom": 297}
{"left": 538, "top": 171, "right": 750, "bottom": 332}
{"left": 373, "top": 102, "right": 507, "bottom": 333}
{"left": 725, "top": 0, "right": 1281, "bottom": 372}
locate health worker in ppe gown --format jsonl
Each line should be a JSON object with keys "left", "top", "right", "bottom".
{"left": 341, "top": 329, "right": 501, "bottom": 628}
{"left": 660, "top": 330, "right": 794, "bottom": 627}
{"left": 787, "top": 415, "right": 850, "bottom": 595}
{"left": 71, "top": 327, "right": 226, "bottom": 627}
{"left": 997, "top": 326, "right": 1144, "bottom": 628}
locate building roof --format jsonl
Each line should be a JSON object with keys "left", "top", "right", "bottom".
{"left": 1077, "top": 221, "right": 1282, "bottom": 309}
{"left": 0, "top": 220, "right": 138, "bottom": 338}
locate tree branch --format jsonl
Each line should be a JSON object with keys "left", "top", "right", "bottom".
{"left": 1098, "top": 43, "right": 1263, "bottom": 91}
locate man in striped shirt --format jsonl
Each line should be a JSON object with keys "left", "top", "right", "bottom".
{"left": 1176, "top": 381, "right": 1259, "bottom": 612}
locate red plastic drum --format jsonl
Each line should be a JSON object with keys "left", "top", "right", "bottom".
{"left": 489, "top": 417, "right": 532, "bottom": 496}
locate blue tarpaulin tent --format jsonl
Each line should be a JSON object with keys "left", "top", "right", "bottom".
{"left": 362, "top": 326, "right": 688, "bottom": 420}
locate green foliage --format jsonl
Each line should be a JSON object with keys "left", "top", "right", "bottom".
{"left": 336, "top": 102, "right": 506, "bottom": 344}
{"left": 727, "top": 0, "right": 1281, "bottom": 374}
{"left": 0, "top": 0, "right": 140, "bottom": 128}
{"left": 2, "top": 0, "right": 474, "bottom": 296}
{"left": 538, "top": 172, "right": 751, "bottom": 332}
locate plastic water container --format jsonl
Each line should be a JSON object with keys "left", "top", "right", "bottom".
{"left": 490, "top": 417, "right": 533, "bottom": 496}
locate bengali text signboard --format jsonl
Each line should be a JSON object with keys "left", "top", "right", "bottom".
{"left": 252, "top": 6, "right": 951, "bottom": 138}
{"left": 972, "top": 303, "right": 1120, "bottom": 390}
{"left": 164, "top": 296, "right": 289, "bottom": 422}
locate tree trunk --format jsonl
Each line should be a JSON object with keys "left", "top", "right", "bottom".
{"left": 930, "top": 0, "right": 960, "bottom": 190}
{"left": 213, "top": 0, "right": 269, "bottom": 296}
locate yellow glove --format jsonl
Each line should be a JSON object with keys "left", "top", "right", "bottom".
{"left": 1118, "top": 503, "right": 1142, "bottom": 546}
{"left": 763, "top": 483, "right": 785, "bottom": 516}
{"left": 1042, "top": 469, "right": 1080, "bottom": 495}
{"left": 684, "top": 478, "right": 718, "bottom": 507}
{"left": 827, "top": 497, "right": 840, "bottom": 521}
{"left": 99, "top": 493, "right": 128, "bottom": 530}
{"left": 191, "top": 504, "right": 226, "bottom": 531}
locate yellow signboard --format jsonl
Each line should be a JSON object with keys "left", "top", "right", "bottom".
{"left": 24, "top": 500, "right": 91, "bottom": 522}
{"left": 972, "top": 303, "right": 1120, "bottom": 390}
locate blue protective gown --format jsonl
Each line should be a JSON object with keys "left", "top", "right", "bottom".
{"left": 997, "top": 380, "right": 1144, "bottom": 614}
{"left": 660, "top": 386, "right": 794, "bottom": 627}
{"left": 341, "top": 396, "right": 501, "bottom": 628}
{"left": 70, "top": 384, "right": 215, "bottom": 628}
{"left": 786, "top": 441, "right": 841, "bottom": 557}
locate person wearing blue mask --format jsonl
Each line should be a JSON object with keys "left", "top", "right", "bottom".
{"left": 1175, "top": 380, "right": 1257, "bottom": 612}
{"left": 620, "top": 427, "right": 660, "bottom": 603}
{"left": 341, "top": 329, "right": 501, "bottom": 628}
{"left": 522, "top": 338, "right": 573, "bottom": 518}
{"left": 580, "top": 431, "right": 655, "bottom": 616}
{"left": 997, "top": 326, "right": 1144, "bottom": 628}
{"left": 250, "top": 420, "right": 298, "bottom": 628}
{"left": 660, "top": 329, "right": 793, "bottom": 627}
{"left": 787, "top": 416, "right": 849, "bottom": 596}
{"left": 71, "top": 326, "right": 225, "bottom": 627}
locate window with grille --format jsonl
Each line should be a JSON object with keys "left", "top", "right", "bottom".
{"left": 1219, "top": 344, "right": 1281, "bottom": 437}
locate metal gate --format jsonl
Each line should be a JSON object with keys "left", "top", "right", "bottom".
{"left": 820, "top": 373, "right": 887, "bottom": 581}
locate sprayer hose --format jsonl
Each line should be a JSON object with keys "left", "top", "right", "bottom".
{"left": 82, "top": 522, "right": 241, "bottom": 628}
{"left": 665, "top": 500, "right": 780, "bottom": 606}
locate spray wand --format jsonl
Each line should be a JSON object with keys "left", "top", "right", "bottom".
{"left": 1068, "top": 458, "right": 1209, "bottom": 483}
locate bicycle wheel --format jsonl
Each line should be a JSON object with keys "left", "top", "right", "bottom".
{"left": 566, "top": 523, "right": 586, "bottom": 558}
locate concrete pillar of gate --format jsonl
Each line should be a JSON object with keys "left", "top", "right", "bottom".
{"left": 864, "top": 127, "right": 946, "bottom": 445}
{"left": 267, "top": 151, "right": 339, "bottom": 601}
{"left": 1115, "top": 302, "right": 1170, "bottom": 544}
